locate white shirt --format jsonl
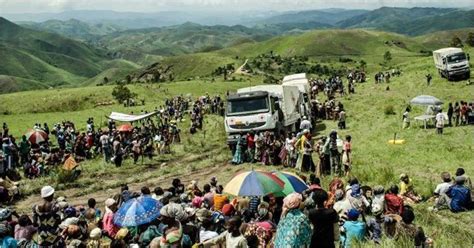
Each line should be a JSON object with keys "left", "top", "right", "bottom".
{"left": 200, "top": 229, "right": 219, "bottom": 243}
{"left": 434, "top": 182, "right": 451, "bottom": 195}
{"left": 436, "top": 112, "right": 445, "bottom": 127}
{"left": 300, "top": 119, "right": 312, "bottom": 130}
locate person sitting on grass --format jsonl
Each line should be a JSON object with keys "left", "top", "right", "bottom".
{"left": 395, "top": 207, "right": 432, "bottom": 247}
{"left": 366, "top": 204, "right": 396, "bottom": 244}
{"left": 430, "top": 172, "right": 452, "bottom": 209}
{"left": 385, "top": 185, "right": 404, "bottom": 215}
{"left": 340, "top": 208, "right": 366, "bottom": 248}
{"left": 434, "top": 176, "right": 472, "bottom": 213}
{"left": 399, "top": 174, "right": 422, "bottom": 204}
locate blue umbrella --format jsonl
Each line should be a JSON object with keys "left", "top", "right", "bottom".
{"left": 114, "top": 196, "right": 163, "bottom": 227}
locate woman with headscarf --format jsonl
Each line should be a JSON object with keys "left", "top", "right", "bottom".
{"left": 158, "top": 203, "right": 187, "bottom": 247}
{"left": 243, "top": 203, "right": 276, "bottom": 247}
{"left": 274, "top": 193, "right": 312, "bottom": 247}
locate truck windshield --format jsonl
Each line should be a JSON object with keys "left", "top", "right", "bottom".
{"left": 447, "top": 53, "right": 466, "bottom": 64}
{"left": 227, "top": 97, "right": 269, "bottom": 115}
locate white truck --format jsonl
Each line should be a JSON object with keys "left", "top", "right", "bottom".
{"left": 224, "top": 84, "right": 302, "bottom": 146}
{"left": 433, "top": 47, "right": 470, "bottom": 80}
{"left": 282, "top": 73, "right": 312, "bottom": 120}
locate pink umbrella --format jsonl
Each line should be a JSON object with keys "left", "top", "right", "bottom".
{"left": 25, "top": 129, "right": 48, "bottom": 144}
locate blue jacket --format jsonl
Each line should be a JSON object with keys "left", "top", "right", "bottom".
{"left": 341, "top": 221, "right": 366, "bottom": 248}
{"left": 447, "top": 184, "right": 471, "bottom": 212}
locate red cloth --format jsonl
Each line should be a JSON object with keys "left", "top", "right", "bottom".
{"left": 384, "top": 193, "right": 404, "bottom": 215}
{"left": 247, "top": 135, "right": 255, "bottom": 149}
{"left": 222, "top": 204, "right": 235, "bottom": 216}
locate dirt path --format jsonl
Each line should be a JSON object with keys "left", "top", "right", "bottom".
{"left": 234, "top": 59, "right": 249, "bottom": 75}
{"left": 13, "top": 159, "right": 232, "bottom": 213}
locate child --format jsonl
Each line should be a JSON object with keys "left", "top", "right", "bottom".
{"left": 14, "top": 215, "right": 37, "bottom": 246}
{"left": 340, "top": 209, "right": 366, "bottom": 248}
{"left": 399, "top": 174, "right": 422, "bottom": 204}
{"left": 366, "top": 205, "right": 395, "bottom": 244}
{"left": 201, "top": 216, "right": 248, "bottom": 247}
{"left": 342, "top": 135, "right": 352, "bottom": 177}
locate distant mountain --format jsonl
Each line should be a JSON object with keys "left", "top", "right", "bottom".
{"left": 3, "top": 10, "right": 278, "bottom": 28}
{"left": 0, "top": 17, "right": 137, "bottom": 93}
{"left": 337, "top": 7, "right": 474, "bottom": 35}
{"left": 95, "top": 22, "right": 335, "bottom": 63}
{"left": 20, "top": 19, "right": 125, "bottom": 41}
{"left": 255, "top": 9, "right": 369, "bottom": 25}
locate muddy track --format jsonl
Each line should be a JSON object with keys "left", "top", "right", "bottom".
{"left": 12, "top": 151, "right": 231, "bottom": 213}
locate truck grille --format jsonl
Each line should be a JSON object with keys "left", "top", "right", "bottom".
{"left": 229, "top": 122, "right": 266, "bottom": 129}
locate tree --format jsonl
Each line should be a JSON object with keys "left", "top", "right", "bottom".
{"left": 450, "top": 36, "right": 463, "bottom": 47}
{"left": 383, "top": 51, "right": 392, "bottom": 65}
{"left": 112, "top": 83, "right": 136, "bottom": 103}
{"left": 103, "top": 77, "right": 109, "bottom": 84}
{"left": 465, "top": 32, "right": 474, "bottom": 47}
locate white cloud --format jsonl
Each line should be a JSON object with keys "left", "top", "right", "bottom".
{"left": 0, "top": 0, "right": 473, "bottom": 13}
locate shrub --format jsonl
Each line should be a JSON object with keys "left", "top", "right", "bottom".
{"left": 384, "top": 105, "right": 396, "bottom": 115}
{"left": 112, "top": 83, "right": 136, "bottom": 103}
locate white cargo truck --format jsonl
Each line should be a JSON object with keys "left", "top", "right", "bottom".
{"left": 224, "top": 85, "right": 302, "bottom": 146}
{"left": 433, "top": 47, "right": 470, "bottom": 80}
{"left": 282, "top": 73, "right": 312, "bottom": 120}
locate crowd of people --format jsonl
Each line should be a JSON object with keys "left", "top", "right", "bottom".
{"left": 0, "top": 94, "right": 225, "bottom": 203}
{"left": 0, "top": 165, "right": 471, "bottom": 247}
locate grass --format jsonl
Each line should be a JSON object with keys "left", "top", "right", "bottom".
{"left": 1, "top": 29, "right": 473, "bottom": 246}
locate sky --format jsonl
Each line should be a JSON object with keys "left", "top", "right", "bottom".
{"left": 0, "top": 0, "right": 473, "bottom": 13}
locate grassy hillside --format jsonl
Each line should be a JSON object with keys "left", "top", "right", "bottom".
{"left": 0, "top": 17, "right": 140, "bottom": 93}
{"left": 95, "top": 23, "right": 279, "bottom": 62}
{"left": 155, "top": 29, "right": 435, "bottom": 80}
{"left": 257, "top": 9, "right": 369, "bottom": 25}
{"left": 1, "top": 46, "right": 473, "bottom": 246}
{"left": 337, "top": 7, "right": 474, "bottom": 36}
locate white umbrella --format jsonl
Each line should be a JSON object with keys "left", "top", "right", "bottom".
{"left": 410, "top": 95, "right": 443, "bottom": 106}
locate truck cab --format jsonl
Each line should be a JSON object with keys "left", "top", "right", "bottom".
{"left": 433, "top": 48, "right": 470, "bottom": 80}
{"left": 224, "top": 85, "right": 301, "bottom": 146}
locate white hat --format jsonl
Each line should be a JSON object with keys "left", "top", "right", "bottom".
{"left": 41, "top": 186, "right": 55, "bottom": 198}
{"left": 89, "top": 228, "right": 102, "bottom": 240}
{"left": 105, "top": 198, "right": 116, "bottom": 207}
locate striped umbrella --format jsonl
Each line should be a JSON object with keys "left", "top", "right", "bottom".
{"left": 272, "top": 171, "right": 308, "bottom": 196}
{"left": 117, "top": 124, "right": 134, "bottom": 132}
{"left": 25, "top": 129, "right": 48, "bottom": 144}
{"left": 224, "top": 170, "right": 285, "bottom": 196}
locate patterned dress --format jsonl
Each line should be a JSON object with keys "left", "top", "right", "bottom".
{"left": 32, "top": 203, "right": 62, "bottom": 247}
{"left": 274, "top": 209, "right": 312, "bottom": 247}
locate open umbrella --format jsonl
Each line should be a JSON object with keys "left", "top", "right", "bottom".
{"left": 272, "top": 171, "right": 308, "bottom": 196}
{"left": 117, "top": 124, "right": 134, "bottom": 132}
{"left": 114, "top": 196, "right": 163, "bottom": 227}
{"left": 410, "top": 95, "right": 443, "bottom": 106}
{"left": 25, "top": 129, "right": 48, "bottom": 144}
{"left": 224, "top": 170, "right": 285, "bottom": 196}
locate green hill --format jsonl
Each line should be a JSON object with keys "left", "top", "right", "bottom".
{"left": 337, "top": 7, "right": 474, "bottom": 35}
{"left": 258, "top": 9, "right": 369, "bottom": 25}
{"left": 155, "top": 29, "right": 435, "bottom": 80}
{"left": 96, "top": 23, "right": 275, "bottom": 62}
{"left": 0, "top": 17, "right": 138, "bottom": 93}
{"left": 20, "top": 19, "right": 125, "bottom": 41}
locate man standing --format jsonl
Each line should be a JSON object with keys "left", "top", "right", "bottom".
{"left": 308, "top": 189, "right": 339, "bottom": 248}
{"left": 300, "top": 116, "right": 312, "bottom": 132}
{"left": 100, "top": 131, "right": 111, "bottom": 163}
{"left": 426, "top": 73, "right": 432, "bottom": 86}
{"left": 435, "top": 110, "right": 445, "bottom": 135}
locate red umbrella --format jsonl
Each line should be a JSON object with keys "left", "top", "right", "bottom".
{"left": 25, "top": 129, "right": 48, "bottom": 144}
{"left": 117, "top": 124, "right": 134, "bottom": 132}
